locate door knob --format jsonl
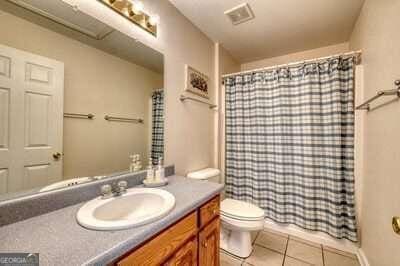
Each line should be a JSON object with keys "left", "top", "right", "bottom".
{"left": 53, "top": 152, "right": 62, "bottom": 160}
{"left": 392, "top": 216, "right": 400, "bottom": 235}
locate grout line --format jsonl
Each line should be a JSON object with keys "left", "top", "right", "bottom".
{"left": 220, "top": 248, "right": 245, "bottom": 261}
{"left": 289, "top": 237, "right": 321, "bottom": 249}
{"left": 252, "top": 231, "right": 260, "bottom": 244}
{"left": 321, "top": 244, "right": 325, "bottom": 266}
{"left": 285, "top": 255, "right": 315, "bottom": 266}
{"left": 282, "top": 234, "right": 290, "bottom": 266}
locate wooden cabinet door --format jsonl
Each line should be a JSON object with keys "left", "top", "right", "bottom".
{"left": 198, "top": 218, "right": 220, "bottom": 266}
{"left": 163, "top": 237, "right": 197, "bottom": 266}
{"left": 117, "top": 212, "right": 197, "bottom": 266}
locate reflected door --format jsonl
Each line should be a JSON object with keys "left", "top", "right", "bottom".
{"left": 0, "top": 44, "right": 64, "bottom": 194}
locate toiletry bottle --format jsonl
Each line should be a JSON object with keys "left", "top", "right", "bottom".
{"left": 155, "top": 157, "right": 165, "bottom": 181}
{"left": 134, "top": 154, "right": 142, "bottom": 171}
{"left": 146, "top": 158, "right": 154, "bottom": 181}
{"left": 129, "top": 155, "right": 136, "bottom": 172}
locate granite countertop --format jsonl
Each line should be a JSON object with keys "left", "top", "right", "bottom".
{"left": 0, "top": 176, "right": 224, "bottom": 265}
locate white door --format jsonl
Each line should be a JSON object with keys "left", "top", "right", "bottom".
{"left": 0, "top": 44, "right": 64, "bottom": 194}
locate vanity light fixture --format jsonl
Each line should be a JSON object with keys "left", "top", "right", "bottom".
{"left": 148, "top": 14, "right": 160, "bottom": 27}
{"left": 99, "top": 0, "right": 158, "bottom": 36}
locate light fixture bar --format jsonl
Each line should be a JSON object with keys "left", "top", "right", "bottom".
{"left": 98, "top": 0, "right": 158, "bottom": 36}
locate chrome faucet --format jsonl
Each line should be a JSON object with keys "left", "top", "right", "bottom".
{"left": 100, "top": 180, "right": 128, "bottom": 199}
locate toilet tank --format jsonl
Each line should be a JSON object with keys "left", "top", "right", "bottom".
{"left": 187, "top": 168, "right": 221, "bottom": 183}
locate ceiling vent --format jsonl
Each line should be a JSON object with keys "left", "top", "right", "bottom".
{"left": 224, "top": 3, "right": 254, "bottom": 25}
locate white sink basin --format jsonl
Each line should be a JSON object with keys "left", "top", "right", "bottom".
{"left": 76, "top": 188, "right": 175, "bottom": 230}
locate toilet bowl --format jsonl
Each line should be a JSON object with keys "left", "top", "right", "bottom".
{"left": 187, "top": 168, "right": 265, "bottom": 258}
{"left": 220, "top": 198, "right": 264, "bottom": 257}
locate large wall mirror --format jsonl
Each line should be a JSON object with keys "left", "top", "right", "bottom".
{"left": 0, "top": 0, "right": 164, "bottom": 200}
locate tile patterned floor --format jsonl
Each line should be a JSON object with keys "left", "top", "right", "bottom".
{"left": 220, "top": 228, "right": 361, "bottom": 266}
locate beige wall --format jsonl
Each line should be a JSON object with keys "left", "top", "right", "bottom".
{"left": 350, "top": 1, "right": 400, "bottom": 265}
{"left": 215, "top": 44, "right": 240, "bottom": 184}
{"left": 219, "top": 46, "right": 241, "bottom": 76}
{"left": 241, "top": 42, "right": 350, "bottom": 71}
{"left": 65, "top": 0, "right": 216, "bottom": 175}
{"left": 0, "top": 10, "right": 163, "bottom": 179}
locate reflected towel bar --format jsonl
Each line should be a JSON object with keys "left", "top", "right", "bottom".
{"left": 104, "top": 115, "right": 143, "bottom": 123}
{"left": 179, "top": 95, "right": 217, "bottom": 109}
{"left": 356, "top": 80, "right": 400, "bottom": 111}
{"left": 64, "top": 113, "right": 94, "bottom": 119}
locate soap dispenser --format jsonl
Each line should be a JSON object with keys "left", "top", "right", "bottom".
{"left": 154, "top": 157, "right": 165, "bottom": 181}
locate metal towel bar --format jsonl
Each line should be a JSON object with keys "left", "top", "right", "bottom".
{"left": 104, "top": 115, "right": 143, "bottom": 123}
{"left": 179, "top": 95, "right": 217, "bottom": 109}
{"left": 64, "top": 113, "right": 94, "bottom": 119}
{"left": 356, "top": 80, "right": 400, "bottom": 111}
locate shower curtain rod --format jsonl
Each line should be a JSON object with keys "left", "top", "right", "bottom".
{"left": 221, "top": 50, "right": 362, "bottom": 80}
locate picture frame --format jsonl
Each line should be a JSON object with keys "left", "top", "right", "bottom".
{"left": 184, "top": 65, "right": 209, "bottom": 99}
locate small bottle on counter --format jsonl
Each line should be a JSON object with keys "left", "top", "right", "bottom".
{"left": 146, "top": 158, "right": 155, "bottom": 181}
{"left": 154, "top": 157, "right": 165, "bottom": 181}
{"left": 129, "top": 155, "right": 136, "bottom": 172}
{"left": 129, "top": 154, "right": 142, "bottom": 172}
{"left": 134, "top": 154, "right": 142, "bottom": 172}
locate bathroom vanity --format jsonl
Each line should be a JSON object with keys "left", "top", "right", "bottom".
{"left": 0, "top": 175, "right": 223, "bottom": 265}
{"left": 116, "top": 195, "right": 220, "bottom": 266}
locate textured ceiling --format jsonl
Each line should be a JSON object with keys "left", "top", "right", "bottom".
{"left": 169, "top": 0, "right": 364, "bottom": 63}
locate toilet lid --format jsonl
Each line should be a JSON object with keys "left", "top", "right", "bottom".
{"left": 187, "top": 168, "right": 220, "bottom": 180}
{"left": 221, "top": 199, "right": 265, "bottom": 221}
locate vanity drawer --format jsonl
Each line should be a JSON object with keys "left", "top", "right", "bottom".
{"left": 116, "top": 212, "right": 197, "bottom": 266}
{"left": 199, "top": 196, "right": 220, "bottom": 227}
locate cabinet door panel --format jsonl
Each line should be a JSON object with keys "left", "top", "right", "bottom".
{"left": 199, "top": 218, "right": 220, "bottom": 266}
{"left": 163, "top": 237, "right": 197, "bottom": 266}
{"left": 117, "top": 212, "right": 197, "bottom": 266}
{"left": 199, "top": 196, "right": 220, "bottom": 228}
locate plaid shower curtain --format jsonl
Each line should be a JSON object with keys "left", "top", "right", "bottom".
{"left": 224, "top": 57, "right": 357, "bottom": 241}
{"left": 151, "top": 90, "right": 164, "bottom": 163}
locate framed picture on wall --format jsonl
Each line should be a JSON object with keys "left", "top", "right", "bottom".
{"left": 185, "top": 65, "right": 209, "bottom": 99}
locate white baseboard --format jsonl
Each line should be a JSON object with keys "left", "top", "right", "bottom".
{"left": 263, "top": 219, "right": 359, "bottom": 254}
{"left": 357, "top": 248, "right": 370, "bottom": 266}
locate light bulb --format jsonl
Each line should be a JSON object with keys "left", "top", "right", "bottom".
{"left": 135, "top": 1, "right": 144, "bottom": 13}
{"left": 148, "top": 14, "right": 160, "bottom": 26}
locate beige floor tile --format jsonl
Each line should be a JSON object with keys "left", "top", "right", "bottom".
{"left": 244, "top": 245, "right": 284, "bottom": 266}
{"left": 324, "top": 250, "right": 360, "bottom": 266}
{"left": 220, "top": 251, "right": 242, "bottom": 266}
{"left": 263, "top": 227, "right": 289, "bottom": 238}
{"left": 255, "top": 230, "right": 288, "bottom": 253}
{"left": 286, "top": 239, "right": 323, "bottom": 266}
{"left": 284, "top": 256, "right": 313, "bottom": 266}
{"left": 323, "top": 245, "right": 357, "bottom": 259}
{"left": 289, "top": 236, "right": 321, "bottom": 248}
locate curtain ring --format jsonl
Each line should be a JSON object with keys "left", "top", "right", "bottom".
{"left": 338, "top": 57, "right": 343, "bottom": 70}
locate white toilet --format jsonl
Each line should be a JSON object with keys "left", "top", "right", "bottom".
{"left": 187, "top": 168, "right": 265, "bottom": 258}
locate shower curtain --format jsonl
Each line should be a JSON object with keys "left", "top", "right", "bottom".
{"left": 224, "top": 57, "right": 357, "bottom": 241}
{"left": 151, "top": 89, "right": 164, "bottom": 163}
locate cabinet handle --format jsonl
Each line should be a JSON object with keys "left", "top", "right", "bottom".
{"left": 203, "top": 241, "right": 208, "bottom": 247}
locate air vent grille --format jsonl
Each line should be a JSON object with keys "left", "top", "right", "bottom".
{"left": 224, "top": 3, "right": 254, "bottom": 25}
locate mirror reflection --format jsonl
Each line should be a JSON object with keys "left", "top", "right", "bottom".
{"left": 0, "top": 0, "right": 164, "bottom": 199}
